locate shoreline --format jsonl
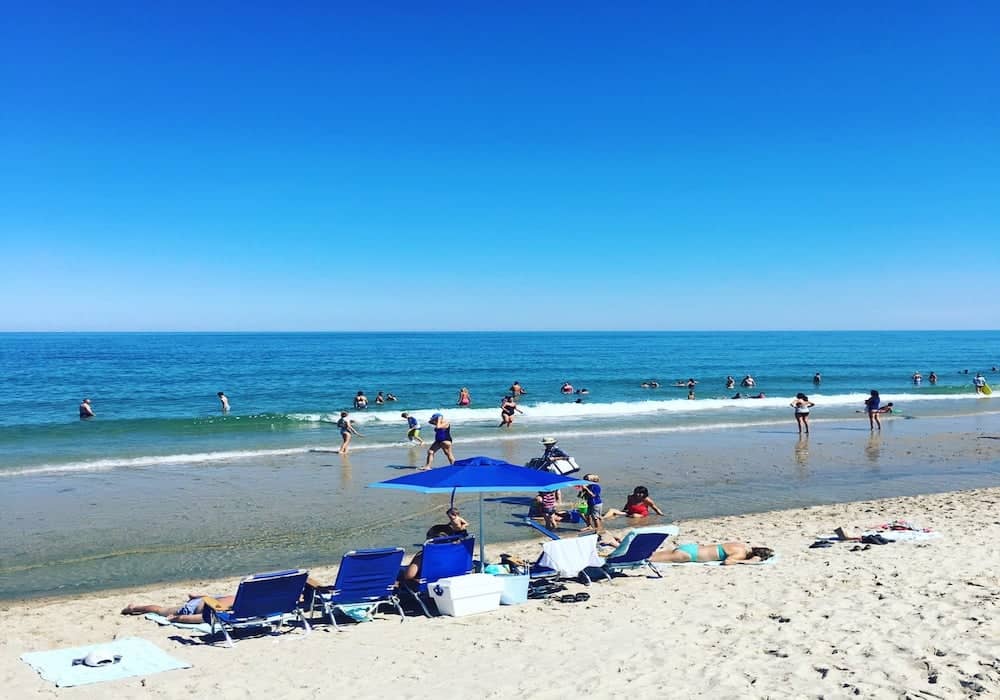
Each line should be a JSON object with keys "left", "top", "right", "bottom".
{"left": 2, "top": 411, "right": 999, "bottom": 600}
{"left": 3, "top": 486, "right": 999, "bottom": 697}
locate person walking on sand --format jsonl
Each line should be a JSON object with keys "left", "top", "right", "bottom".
{"left": 401, "top": 412, "right": 424, "bottom": 445}
{"left": 457, "top": 387, "right": 471, "bottom": 406}
{"left": 337, "top": 411, "right": 363, "bottom": 454}
{"left": 422, "top": 414, "right": 455, "bottom": 469}
{"left": 79, "top": 398, "right": 95, "bottom": 419}
{"left": 217, "top": 391, "right": 230, "bottom": 413}
{"left": 791, "top": 392, "right": 815, "bottom": 434}
{"left": 865, "top": 390, "right": 882, "bottom": 430}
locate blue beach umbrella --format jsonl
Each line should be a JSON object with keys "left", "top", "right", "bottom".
{"left": 369, "top": 456, "right": 589, "bottom": 566}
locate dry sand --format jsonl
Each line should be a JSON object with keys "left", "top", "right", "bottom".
{"left": 2, "top": 487, "right": 998, "bottom": 699}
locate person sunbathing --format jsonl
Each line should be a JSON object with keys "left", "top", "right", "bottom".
{"left": 604, "top": 486, "right": 665, "bottom": 519}
{"left": 121, "top": 593, "right": 235, "bottom": 623}
{"left": 650, "top": 542, "right": 773, "bottom": 565}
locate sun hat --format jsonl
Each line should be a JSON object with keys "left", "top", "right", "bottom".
{"left": 73, "top": 649, "right": 121, "bottom": 667}
{"left": 540, "top": 437, "right": 558, "bottom": 445}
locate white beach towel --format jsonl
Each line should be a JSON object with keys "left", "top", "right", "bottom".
{"left": 20, "top": 637, "right": 191, "bottom": 688}
{"left": 538, "top": 534, "right": 604, "bottom": 577}
{"left": 861, "top": 530, "right": 942, "bottom": 542}
{"left": 654, "top": 553, "right": 780, "bottom": 569}
{"left": 144, "top": 612, "right": 214, "bottom": 634}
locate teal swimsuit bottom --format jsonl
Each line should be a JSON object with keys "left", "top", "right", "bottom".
{"left": 676, "top": 543, "right": 727, "bottom": 562}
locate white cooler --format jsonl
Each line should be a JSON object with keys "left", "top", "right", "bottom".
{"left": 429, "top": 573, "right": 504, "bottom": 617}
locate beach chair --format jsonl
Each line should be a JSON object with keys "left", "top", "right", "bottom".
{"left": 399, "top": 534, "right": 475, "bottom": 617}
{"left": 304, "top": 547, "right": 406, "bottom": 628}
{"left": 602, "top": 525, "right": 680, "bottom": 578}
{"left": 202, "top": 569, "right": 310, "bottom": 647}
{"left": 530, "top": 534, "right": 610, "bottom": 585}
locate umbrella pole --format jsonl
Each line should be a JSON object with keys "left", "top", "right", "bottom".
{"left": 479, "top": 494, "right": 486, "bottom": 570}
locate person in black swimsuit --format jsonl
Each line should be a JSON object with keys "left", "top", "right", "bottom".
{"left": 422, "top": 414, "right": 455, "bottom": 469}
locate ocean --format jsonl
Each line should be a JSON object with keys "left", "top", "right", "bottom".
{"left": 1, "top": 331, "right": 998, "bottom": 599}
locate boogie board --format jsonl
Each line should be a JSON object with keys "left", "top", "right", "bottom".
{"left": 983, "top": 383, "right": 993, "bottom": 395}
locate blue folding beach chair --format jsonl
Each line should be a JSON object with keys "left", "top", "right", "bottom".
{"left": 399, "top": 534, "right": 475, "bottom": 617}
{"left": 529, "top": 534, "right": 611, "bottom": 585}
{"left": 202, "top": 569, "right": 310, "bottom": 647}
{"left": 602, "top": 525, "right": 680, "bottom": 578}
{"left": 305, "top": 547, "right": 406, "bottom": 628}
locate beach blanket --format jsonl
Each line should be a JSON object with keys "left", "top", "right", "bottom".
{"left": 654, "top": 553, "right": 780, "bottom": 569}
{"left": 861, "top": 530, "right": 941, "bottom": 542}
{"left": 21, "top": 637, "right": 191, "bottom": 688}
{"left": 144, "top": 612, "right": 213, "bottom": 634}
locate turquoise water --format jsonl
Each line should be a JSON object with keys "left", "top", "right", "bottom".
{"left": 1, "top": 331, "right": 997, "bottom": 475}
{"left": 1, "top": 331, "right": 999, "bottom": 600}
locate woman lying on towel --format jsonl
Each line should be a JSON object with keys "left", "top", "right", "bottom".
{"left": 651, "top": 542, "right": 774, "bottom": 565}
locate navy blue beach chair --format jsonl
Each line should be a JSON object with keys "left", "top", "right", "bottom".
{"left": 202, "top": 568, "right": 311, "bottom": 647}
{"left": 305, "top": 547, "right": 406, "bottom": 628}
{"left": 399, "top": 534, "right": 475, "bottom": 617}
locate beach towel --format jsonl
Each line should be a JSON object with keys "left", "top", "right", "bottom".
{"left": 654, "top": 553, "right": 780, "bottom": 569}
{"left": 21, "top": 637, "right": 191, "bottom": 688}
{"left": 861, "top": 530, "right": 941, "bottom": 543}
{"left": 537, "top": 535, "right": 604, "bottom": 577}
{"left": 144, "top": 612, "right": 214, "bottom": 634}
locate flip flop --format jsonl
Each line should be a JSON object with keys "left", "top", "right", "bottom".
{"left": 574, "top": 592, "right": 590, "bottom": 602}
{"left": 555, "top": 594, "right": 576, "bottom": 603}
{"left": 809, "top": 540, "right": 833, "bottom": 549}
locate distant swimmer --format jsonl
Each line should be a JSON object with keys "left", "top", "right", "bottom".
{"left": 741, "top": 375, "right": 756, "bottom": 388}
{"left": 974, "top": 373, "right": 987, "bottom": 394}
{"left": 509, "top": 381, "right": 526, "bottom": 401}
{"left": 561, "top": 382, "right": 574, "bottom": 394}
{"left": 732, "top": 392, "right": 743, "bottom": 399}
{"left": 401, "top": 412, "right": 424, "bottom": 445}
{"left": 813, "top": 372, "right": 822, "bottom": 384}
{"left": 457, "top": 387, "right": 471, "bottom": 406}
{"left": 725, "top": 376, "right": 736, "bottom": 390}
{"left": 791, "top": 392, "right": 815, "bottom": 434}
{"left": 337, "top": 411, "right": 363, "bottom": 454}
{"left": 353, "top": 391, "right": 368, "bottom": 410}
{"left": 386, "top": 392, "right": 398, "bottom": 402}
{"left": 217, "top": 392, "right": 230, "bottom": 413}
{"left": 929, "top": 372, "right": 937, "bottom": 384}
{"left": 750, "top": 393, "right": 765, "bottom": 399}
{"left": 375, "top": 391, "right": 385, "bottom": 405}
{"left": 575, "top": 388, "right": 589, "bottom": 395}
{"left": 912, "top": 371, "right": 922, "bottom": 384}
{"left": 79, "top": 398, "right": 95, "bottom": 419}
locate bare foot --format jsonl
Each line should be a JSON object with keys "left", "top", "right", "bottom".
{"left": 121, "top": 604, "right": 136, "bottom": 615}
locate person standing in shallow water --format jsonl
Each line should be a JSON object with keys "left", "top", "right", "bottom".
{"left": 217, "top": 392, "right": 230, "bottom": 413}
{"left": 791, "top": 393, "right": 815, "bottom": 434}
{"left": 865, "top": 390, "right": 882, "bottom": 431}
{"left": 79, "top": 398, "right": 95, "bottom": 419}
{"left": 422, "top": 413, "right": 455, "bottom": 469}
{"left": 337, "top": 411, "right": 363, "bottom": 454}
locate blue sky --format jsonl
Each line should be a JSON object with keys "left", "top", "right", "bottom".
{"left": 2, "top": 2, "right": 998, "bottom": 331}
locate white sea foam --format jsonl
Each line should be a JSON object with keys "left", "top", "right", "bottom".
{"left": 288, "top": 391, "right": 990, "bottom": 426}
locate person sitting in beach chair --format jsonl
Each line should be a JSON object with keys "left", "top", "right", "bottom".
{"left": 650, "top": 542, "right": 773, "bottom": 565}
{"left": 400, "top": 525, "right": 467, "bottom": 582}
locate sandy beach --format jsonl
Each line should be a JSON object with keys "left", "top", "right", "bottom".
{"left": 3, "top": 486, "right": 998, "bottom": 699}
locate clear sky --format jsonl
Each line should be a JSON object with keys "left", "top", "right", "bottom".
{"left": 2, "top": 2, "right": 998, "bottom": 331}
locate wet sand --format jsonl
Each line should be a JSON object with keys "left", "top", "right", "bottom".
{"left": 2, "top": 412, "right": 999, "bottom": 599}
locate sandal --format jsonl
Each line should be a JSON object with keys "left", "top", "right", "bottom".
{"left": 809, "top": 540, "right": 833, "bottom": 549}
{"left": 574, "top": 592, "right": 590, "bottom": 602}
